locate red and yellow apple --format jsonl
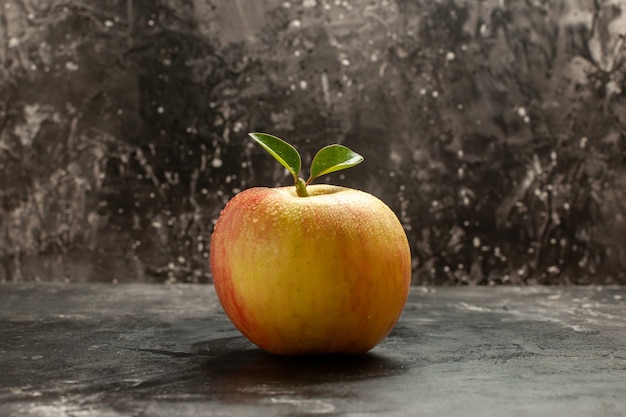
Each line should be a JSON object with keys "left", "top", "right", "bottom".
{"left": 210, "top": 183, "right": 411, "bottom": 356}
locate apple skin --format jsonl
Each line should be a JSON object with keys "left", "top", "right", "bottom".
{"left": 210, "top": 184, "right": 411, "bottom": 356}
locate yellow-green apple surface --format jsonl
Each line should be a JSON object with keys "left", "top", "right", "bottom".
{"left": 210, "top": 133, "right": 411, "bottom": 356}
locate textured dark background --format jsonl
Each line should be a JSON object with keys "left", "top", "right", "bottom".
{"left": 1, "top": 0, "right": 625, "bottom": 285}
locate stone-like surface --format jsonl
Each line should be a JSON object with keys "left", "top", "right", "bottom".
{"left": 1, "top": 283, "right": 625, "bottom": 416}
{"left": 1, "top": 1, "right": 626, "bottom": 285}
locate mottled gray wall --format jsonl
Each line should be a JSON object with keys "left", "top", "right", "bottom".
{"left": 1, "top": 0, "right": 625, "bottom": 284}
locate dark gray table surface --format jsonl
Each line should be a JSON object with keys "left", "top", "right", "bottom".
{"left": 1, "top": 283, "right": 625, "bottom": 417}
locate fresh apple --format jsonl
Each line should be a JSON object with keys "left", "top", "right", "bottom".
{"left": 210, "top": 133, "right": 411, "bottom": 356}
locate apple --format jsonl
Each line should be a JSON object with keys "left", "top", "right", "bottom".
{"left": 210, "top": 133, "right": 411, "bottom": 356}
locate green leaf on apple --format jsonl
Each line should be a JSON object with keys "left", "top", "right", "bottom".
{"left": 249, "top": 132, "right": 301, "bottom": 182}
{"left": 307, "top": 144, "right": 364, "bottom": 184}
{"left": 248, "top": 132, "right": 364, "bottom": 197}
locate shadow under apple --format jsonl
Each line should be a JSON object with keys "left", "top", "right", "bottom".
{"left": 195, "top": 339, "right": 410, "bottom": 406}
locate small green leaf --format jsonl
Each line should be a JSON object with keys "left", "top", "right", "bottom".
{"left": 249, "top": 132, "right": 301, "bottom": 181}
{"left": 308, "top": 144, "right": 364, "bottom": 184}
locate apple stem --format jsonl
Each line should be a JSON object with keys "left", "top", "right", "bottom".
{"left": 295, "top": 177, "right": 309, "bottom": 197}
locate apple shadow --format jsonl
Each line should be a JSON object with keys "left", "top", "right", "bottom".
{"left": 185, "top": 336, "right": 411, "bottom": 401}
{"left": 121, "top": 335, "right": 411, "bottom": 408}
